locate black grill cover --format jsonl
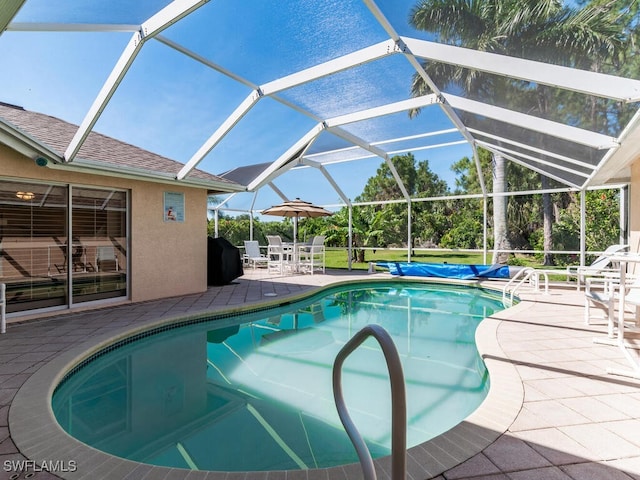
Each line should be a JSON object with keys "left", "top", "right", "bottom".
{"left": 207, "top": 237, "right": 244, "bottom": 285}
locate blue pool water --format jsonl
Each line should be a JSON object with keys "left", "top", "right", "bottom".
{"left": 52, "top": 282, "right": 505, "bottom": 472}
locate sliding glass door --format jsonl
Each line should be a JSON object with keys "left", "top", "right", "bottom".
{"left": 0, "top": 179, "right": 128, "bottom": 313}
{"left": 0, "top": 180, "right": 68, "bottom": 312}
{"left": 71, "top": 187, "right": 128, "bottom": 304}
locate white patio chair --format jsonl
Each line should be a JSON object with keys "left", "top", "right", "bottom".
{"left": 96, "top": 245, "right": 119, "bottom": 272}
{"left": 567, "top": 244, "right": 629, "bottom": 290}
{"left": 585, "top": 274, "right": 619, "bottom": 337}
{"left": 243, "top": 240, "right": 268, "bottom": 269}
{"left": 266, "top": 235, "right": 291, "bottom": 275}
{"left": 586, "top": 273, "right": 640, "bottom": 339}
{"left": 298, "top": 235, "right": 325, "bottom": 275}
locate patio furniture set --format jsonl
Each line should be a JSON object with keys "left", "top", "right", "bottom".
{"left": 579, "top": 246, "right": 640, "bottom": 379}
{"left": 243, "top": 235, "right": 326, "bottom": 275}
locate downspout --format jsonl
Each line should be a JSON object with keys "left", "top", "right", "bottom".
{"left": 621, "top": 185, "right": 629, "bottom": 246}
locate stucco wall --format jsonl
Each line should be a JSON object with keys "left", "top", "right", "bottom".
{"left": 1, "top": 145, "right": 208, "bottom": 303}
{"left": 130, "top": 182, "right": 208, "bottom": 301}
{"left": 630, "top": 159, "right": 640, "bottom": 255}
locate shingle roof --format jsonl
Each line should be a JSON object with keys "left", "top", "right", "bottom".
{"left": 0, "top": 102, "right": 241, "bottom": 190}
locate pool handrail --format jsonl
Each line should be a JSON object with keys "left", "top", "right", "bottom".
{"left": 332, "top": 324, "right": 406, "bottom": 480}
{"left": 502, "top": 267, "right": 550, "bottom": 306}
{"left": 1, "top": 283, "right": 5, "bottom": 334}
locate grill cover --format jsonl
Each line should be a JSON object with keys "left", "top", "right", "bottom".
{"left": 207, "top": 237, "right": 244, "bottom": 285}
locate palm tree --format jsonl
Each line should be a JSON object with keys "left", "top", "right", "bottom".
{"left": 409, "top": 0, "right": 627, "bottom": 265}
{"left": 509, "top": 2, "right": 627, "bottom": 264}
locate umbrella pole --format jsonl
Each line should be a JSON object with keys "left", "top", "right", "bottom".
{"left": 294, "top": 215, "right": 299, "bottom": 270}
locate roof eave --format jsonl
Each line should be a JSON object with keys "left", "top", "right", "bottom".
{"left": 45, "top": 157, "right": 246, "bottom": 193}
{"left": 585, "top": 110, "right": 640, "bottom": 188}
{"left": 0, "top": 117, "right": 63, "bottom": 165}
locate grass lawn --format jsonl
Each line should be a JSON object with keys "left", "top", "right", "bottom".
{"left": 325, "top": 248, "right": 486, "bottom": 270}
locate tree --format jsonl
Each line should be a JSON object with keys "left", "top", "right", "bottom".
{"left": 492, "top": 154, "right": 509, "bottom": 263}
{"left": 551, "top": 188, "right": 621, "bottom": 264}
{"left": 508, "top": 2, "right": 628, "bottom": 263}
{"left": 409, "top": 0, "right": 630, "bottom": 264}
{"left": 409, "top": 0, "right": 557, "bottom": 263}
{"left": 323, "top": 206, "right": 385, "bottom": 263}
{"left": 356, "top": 153, "right": 449, "bottom": 250}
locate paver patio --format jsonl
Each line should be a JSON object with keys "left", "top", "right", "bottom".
{"left": 1, "top": 269, "right": 640, "bottom": 480}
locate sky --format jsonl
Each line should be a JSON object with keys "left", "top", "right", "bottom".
{"left": 0, "top": 0, "right": 477, "bottom": 215}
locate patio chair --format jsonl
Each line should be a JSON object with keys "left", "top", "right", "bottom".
{"left": 586, "top": 267, "right": 640, "bottom": 328}
{"left": 71, "top": 245, "right": 86, "bottom": 272}
{"left": 243, "top": 240, "right": 268, "bottom": 269}
{"left": 266, "top": 235, "right": 290, "bottom": 275}
{"left": 96, "top": 245, "right": 119, "bottom": 272}
{"left": 584, "top": 274, "right": 619, "bottom": 337}
{"left": 567, "top": 244, "right": 629, "bottom": 290}
{"left": 298, "top": 235, "right": 325, "bottom": 275}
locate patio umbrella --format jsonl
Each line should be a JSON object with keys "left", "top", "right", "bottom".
{"left": 261, "top": 198, "right": 332, "bottom": 242}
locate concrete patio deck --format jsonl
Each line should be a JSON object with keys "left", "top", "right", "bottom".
{"left": 1, "top": 268, "right": 640, "bottom": 480}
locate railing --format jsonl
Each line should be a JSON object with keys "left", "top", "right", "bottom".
{"left": 502, "top": 267, "right": 549, "bottom": 306}
{"left": 332, "top": 324, "right": 406, "bottom": 480}
{"left": 1, "top": 283, "right": 6, "bottom": 334}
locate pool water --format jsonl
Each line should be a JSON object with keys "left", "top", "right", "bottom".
{"left": 52, "top": 282, "right": 505, "bottom": 472}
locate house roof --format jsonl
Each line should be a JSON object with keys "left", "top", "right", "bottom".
{"left": 0, "top": 102, "right": 243, "bottom": 193}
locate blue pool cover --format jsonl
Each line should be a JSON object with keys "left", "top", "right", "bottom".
{"left": 379, "top": 262, "right": 511, "bottom": 280}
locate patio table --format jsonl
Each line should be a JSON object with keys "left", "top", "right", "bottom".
{"left": 282, "top": 242, "right": 311, "bottom": 274}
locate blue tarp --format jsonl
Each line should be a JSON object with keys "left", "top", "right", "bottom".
{"left": 378, "top": 262, "right": 510, "bottom": 280}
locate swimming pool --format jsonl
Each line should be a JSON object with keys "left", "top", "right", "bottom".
{"left": 52, "top": 281, "right": 505, "bottom": 472}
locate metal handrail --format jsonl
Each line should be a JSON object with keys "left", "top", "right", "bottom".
{"left": 332, "top": 324, "right": 406, "bottom": 480}
{"left": 502, "top": 267, "right": 549, "bottom": 306}
{"left": 1, "top": 283, "right": 6, "bottom": 334}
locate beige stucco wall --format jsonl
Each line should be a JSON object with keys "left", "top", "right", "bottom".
{"left": 1, "top": 145, "right": 209, "bottom": 303}
{"left": 630, "top": 159, "right": 640, "bottom": 255}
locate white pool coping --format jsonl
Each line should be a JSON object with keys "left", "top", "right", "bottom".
{"left": 9, "top": 278, "right": 524, "bottom": 480}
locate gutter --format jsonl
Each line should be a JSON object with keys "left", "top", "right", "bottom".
{"left": 45, "top": 157, "right": 247, "bottom": 193}
{"left": 0, "top": 117, "right": 245, "bottom": 193}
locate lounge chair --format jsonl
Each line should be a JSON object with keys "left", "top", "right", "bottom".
{"left": 567, "top": 244, "right": 628, "bottom": 290}
{"left": 243, "top": 240, "right": 268, "bottom": 269}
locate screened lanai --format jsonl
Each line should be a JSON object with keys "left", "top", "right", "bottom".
{"left": 2, "top": 0, "right": 640, "bottom": 263}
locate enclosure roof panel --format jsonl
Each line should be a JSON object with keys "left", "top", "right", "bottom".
{"left": 1, "top": 0, "right": 639, "bottom": 208}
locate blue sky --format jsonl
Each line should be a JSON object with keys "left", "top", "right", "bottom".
{"left": 0, "top": 0, "right": 476, "bottom": 213}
